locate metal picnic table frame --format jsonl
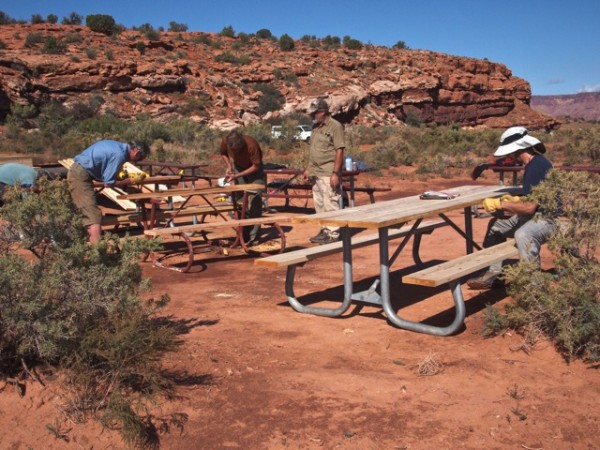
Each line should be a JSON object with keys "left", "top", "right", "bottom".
{"left": 284, "top": 184, "right": 517, "bottom": 335}
{"left": 263, "top": 167, "right": 361, "bottom": 208}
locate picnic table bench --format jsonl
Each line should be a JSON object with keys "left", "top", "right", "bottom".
{"left": 144, "top": 215, "right": 292, "bottom": 272}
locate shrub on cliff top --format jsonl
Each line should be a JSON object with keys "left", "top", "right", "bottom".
{"left": 86, "top": 14, "right": 117, "bottom": 35}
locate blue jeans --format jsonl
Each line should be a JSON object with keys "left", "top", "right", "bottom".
{"left": 483, "top": 213, "right": 556, "bottom": 273}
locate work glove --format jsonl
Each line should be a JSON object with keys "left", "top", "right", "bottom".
{"left": 482, "top": 197, "right": 502, "bottom": 213}
{"left": 128, "top": 171, "right": 147, "bottom": 185}
{"left": 501, "top": 194, "right": 521, "bottom": 203}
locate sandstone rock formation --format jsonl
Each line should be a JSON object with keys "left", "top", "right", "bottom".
{"left": 0, "top": 23, "right": 559, "bottom": 130}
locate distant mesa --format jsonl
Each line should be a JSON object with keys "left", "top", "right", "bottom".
{"left": 531, "top": 92, "right": 600, "bottom": 121}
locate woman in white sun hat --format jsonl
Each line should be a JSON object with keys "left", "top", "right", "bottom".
{"left": 467, "top": 126, "right": 557, "bottom": 290}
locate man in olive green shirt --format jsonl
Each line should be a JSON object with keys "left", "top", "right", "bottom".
{"left": 303, "top": 99, "right": 345, "bottom": 244}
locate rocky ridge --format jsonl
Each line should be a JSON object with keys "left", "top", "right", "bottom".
{"left": 0, "top": 23, "right": 559, "bottom": 130}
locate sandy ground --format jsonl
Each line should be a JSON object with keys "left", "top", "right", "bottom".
{"left": 1, "top": 172, "right": 598, "bottom": 450}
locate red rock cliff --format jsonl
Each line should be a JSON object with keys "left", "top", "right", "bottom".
{"left": 0, "top": 23, "right": 558, "bottom": 130}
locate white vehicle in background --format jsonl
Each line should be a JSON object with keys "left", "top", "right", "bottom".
{"left": 295, "top": 124, "right": 312, "bottom": 141}
{"left": 271, "top": 125, "right": 312, "bottom": 142}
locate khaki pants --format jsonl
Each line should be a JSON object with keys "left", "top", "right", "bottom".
{"left": 67, "top": 163, "right": 102, "bottom": 226}
{"left": 312, "top": 176, "right": 340, "bottom": 237}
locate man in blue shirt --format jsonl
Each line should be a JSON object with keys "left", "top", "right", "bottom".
{"left": 0, "top": 163, "right": 39, "bottom": 205}
{"left": 68, "top": 140, "right": 149, "bottom": 243}
{"left": 467, "top": 127, "right": 556, "bottom": 290}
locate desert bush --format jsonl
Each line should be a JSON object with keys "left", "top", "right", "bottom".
{"left": 64, "top": 31, "right": 84, "bottom": 44}
{"left": 343, "top": 35, "right": 363, "bottom": 50}
{"left": 168, "top": 21, "right": 188, "bottom": 32}
{"left": 254, "top": 83, "right": 284, "bottom": 115}
{"left": 86, "top": 14, "right": 117, "bottom": 35}
{"left": 256, "top": 28, "right": 272, "bottom": 39}
{"left": 483, "top": 170, "right": 600, "bottom": 362}
{"left": 47, "top": 14, "right": 58, "bottom": 24}
{"left": 30, "top": 14, "right": 44, "bottom": 24}
{"left": 43, "top": 35, "right": 67, "bottom": 54}
{"left": 279, "top": 34, "right": 295, "bottom": 51}
{"left": 62, "top": 12, "right": 83, "bottom": 25}
{"left": 322, "top": 35, "right": 341, "bottom": 50}
{"left": 392, "top": 40, "right": 409, "bottom": 50}
{"left": 220, "top": 25, "right": 235, "bottom": 38}
{"left": 85, "top": 47, "right": 97, "bottom": 59}
{"left": 0, "top": 11, "right": 17, "bottom": 25}
{"left": 0, "top": 179, "right": 181, "bottom": 445}
{"left": 24, "top": 31, "right": 43, "bottom": 48}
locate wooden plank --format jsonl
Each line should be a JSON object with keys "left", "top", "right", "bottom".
{"left": 118, "top": 183, "right": 266, "bottom": 201}
{"left": 144, "top": 215, "right": 293, "bottom": 237}
{"left": 255, "top": 220, "right": 447, "bottom": 269}
{"left": 0, "top": 155, "right": 33, "bottom": 166}
{"left": 402, "top": 239, "right": 519, "bottom": 287}
{"left": 102, "top": 204, "right": 236, "bottom": 226}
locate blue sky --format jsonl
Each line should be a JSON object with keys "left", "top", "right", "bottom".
{"left": 2, "top": 0, "right": 598, "bottom": 96}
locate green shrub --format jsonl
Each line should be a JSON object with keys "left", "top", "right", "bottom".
{"left": 0, "top": 179, "right": 183, "bottom": 445}
{"left": 343, "top": 35, "right": 363, "bottom": 50}
{"left": 483, "top": 170, "right": 600, "bottom": 362}
{"left": 0, "top": 11, "right": 17, "bottom": 25}
{"left": 322, "top": 35, "right": 341, "bottom": 50}
{"left": 47, "top": 14, "right": 58, "bottom": 24}
{"left": 256, "top": 28, "right": 272, "bottom": 39}
{"left": 86, "top": 14, "right": 117, "bottom": 35}
{"left": 279, "top": 34, "right": 295, "bottom": 51}
{"left": 43, "top": 36, "right": 67, "bottom": 54}
{"left": 64, "top": 31, "right": 83, "bottom": 44}
{"left": 30, "top": 14, "right": 44, "bottom": 24}
{"left": 254, "top": 83, "right": 284, "bottom": 115}
{"left": 168, "top": 21, "right": 188, "bottom": 32}
{"left": 24, "top": 31, "right": 43, "bottom": 48}
{"left": 62, "top": 12, "right": 82, "bottom": 25}
{"left": 392, "top": 40, "right": 409, "bottom": 50}
{"left": 135, "top": 41, "right": 146, "bottom": 54}
{"left": 85, "top": 47, "right": 97, "bottom": 59}
{"left": 220, "top": 25, "right": 235, "bottom": 38}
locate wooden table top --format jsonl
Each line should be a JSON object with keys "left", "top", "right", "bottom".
{"left": 292, "top": 184, "right": 516, "bottom": 229}
{"left": 116, "top": 183, "right": 265, "bottom": 201}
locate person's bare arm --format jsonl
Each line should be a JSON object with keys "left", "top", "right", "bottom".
{"left": 330, "top": 147, "right": 344, "bottom": 189}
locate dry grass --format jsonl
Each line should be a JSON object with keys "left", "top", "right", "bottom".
{"left": 416, "top": 352, "right": 443, "bottom": 376}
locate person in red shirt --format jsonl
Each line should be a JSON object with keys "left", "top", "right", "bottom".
{"left": 219, "top": 130, "right": 265, "bottom": 245}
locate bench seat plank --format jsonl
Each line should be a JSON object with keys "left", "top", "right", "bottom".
{"left": 255, "top": 220, "right": 447, "bottom": 269}
{"left": 402, "top": 239, "right": 518, "bottom": 287}
{"left": 102, "top": 204, "right": 236, "bottom": 227}
{"left": 144, "top": 215, "right": 293, "bottom": 237}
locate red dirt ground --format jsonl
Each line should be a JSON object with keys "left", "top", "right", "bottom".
{"left": 1, "top": 171, "right": 599, "bottom": 450}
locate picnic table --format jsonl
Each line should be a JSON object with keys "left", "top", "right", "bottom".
{"left": 257, "top": 184, "right": 520, "bottom": 335}
{"left": 118, "top": 183, "right": 290, "bottom": 272}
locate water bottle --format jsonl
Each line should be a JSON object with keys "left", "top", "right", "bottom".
{"left": 345, "top": 156, "right": 353, "bottom": 171}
